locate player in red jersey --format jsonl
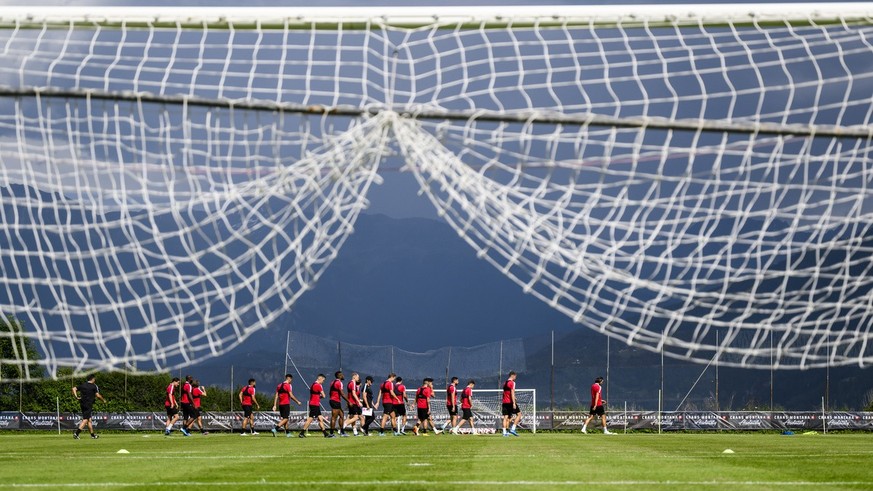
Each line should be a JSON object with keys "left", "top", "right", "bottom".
{"left": 188, "top": 380, "right": 208, "bottom": 435}
{"left": 271, "top": 374, "right": 302, "bottom": 437}
{"left": 501, "top": 371, "right": 521, "bottom": 437}
{"left": 441, "top": 377, "right": 459, "bottom": 431}
{"left": 394, "top": 376, "right": 409, "bottom": 435}
{"left": 163, "top": 377, "right": 185, "bottom": 436}
{"left": 411, "top": 378, "right": 440, "bottom": 436}
{"left": 581, "top": 376, "right": 614, "bottom": 435}
{"left": 239, "top": 379, "right": 260, "bottom": 435}
{"left": 375, "top": 373, "right": 398, "bottom": 436}
{"left": 299, "top": 374, "right": 332, "bottom": 438}
{"left": 328, "top": 371, "right": 349, "bottom": 437}
{"left": 180, "top": 375, "right": 195, "bottom": 432}
{"left": 450, "top": 380, "right": 476, "bottom": 435}
{"left": 345, "top": 372, "right": 363, "bottom": 436}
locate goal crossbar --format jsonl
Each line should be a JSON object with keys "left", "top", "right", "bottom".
{"left": 4, "top": 86, "right": 869, "bottom": 139}
{"left": 1, "top": 4, "right": 871, "bottom": 30}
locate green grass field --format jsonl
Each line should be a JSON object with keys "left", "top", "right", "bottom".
{"left": 0, "top": 431, "right": 871, "bottom": 490}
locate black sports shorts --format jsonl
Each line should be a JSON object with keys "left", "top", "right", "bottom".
{"left": 589, "top": 405, "right": 605, "bottom": 416}
{"left": 502, "top": 402, "right": 520, "bottom": 416}
{"left": 242, "top": 404, "right": 253, "bottom": 417}
{"left": 417, "top": 408, "right": 430, "bottom": 421}
{"left": 446, "top": 405, "right": 458, "bottom": 416}
{"left": 347, "top": 404, "right": 362, "bottom": 416}
{"left": 461, "top": 408, "right": 473, "bottom": 420}
{"left": 308, "top": 405, "right": 322, "bottom": 418}
{"left": 382, "top": 402, "right": 394, "bottom": 415}
{"left": 329, "top": 400, "right": 342, "bottom": 410}
{"left": 279, "top": 404, "right": 291, "bottom": 419}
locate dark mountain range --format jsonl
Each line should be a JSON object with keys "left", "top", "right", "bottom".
{"left": 2, "top": 183, "right": 872, "bottom": 409}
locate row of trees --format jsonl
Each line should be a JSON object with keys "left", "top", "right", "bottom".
{"left": 0, "top": 316, "right": 272, "bottom": 412}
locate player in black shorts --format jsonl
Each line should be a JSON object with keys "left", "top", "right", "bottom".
{"left": 72, "top": 374, "right": 106, "bottom": 440}
{"left": 328, "top": 371, "right": 349, "bottom": 436}
{"left": 239, "top": 379, "right": 260, "bottom": 436}
{"left": 180, "top": 375, "right": 195, "bottom": 431}
{"left": 412, "top": 378, "right": 440, "bottom": 436}
{"left": 164, "top": 377, "right": 181, "bottom": 436}
{"left": 185, "top": 380, "right": 208, "bottom": 435}
{"left": 271, "top": 374, "right": 301, "bottom": 437}
{"left": 581, "top": 376, "right": 614, "bottom": 435}
{"left": 300, "top": 374, "right": 331, "bottom": 438}
{"left": 345, "top": 373, "right": 363, "bottom": 436}
{"left": 394, "top": 376, "right": 408, "bottom": 435}
{"left": 450, "top": 380, "right": 476, "bottom": 435}
{"left": 442, "top": 377, "right": 459, "bottom": 431}
{"left": 501, "top": 371, "right": 521, "bottom": 437}
{"left": 376, "top": 373, "right": 398, "bottom": 436}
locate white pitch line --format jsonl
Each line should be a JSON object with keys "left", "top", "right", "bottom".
{"left": 2, "top": 452, "right": 871, "bottom": 459}
{"left": 0, "top": 453, "right": 536, "bottom": 459}
{"left": 6, "top": 481, "right": 873, "bottom": 488}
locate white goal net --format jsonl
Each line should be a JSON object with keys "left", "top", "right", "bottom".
{"left": 418, "top": 388, "right": 537, "bottom": 433}
{"left": 1, "top": 4, "right": 873, "bottom": 378}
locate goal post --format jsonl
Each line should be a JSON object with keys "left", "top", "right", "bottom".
{"left": 414, "top": 389, "right": 537, "bottom": 434}
{"left": 1, "top": 4, "right": 873, "bottom": 379}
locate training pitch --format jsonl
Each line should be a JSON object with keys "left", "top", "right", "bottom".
{"left": 0, "top": 431, "right": 871, "bottom": 490}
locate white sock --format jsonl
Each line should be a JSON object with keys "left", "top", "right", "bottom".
{"left": 510, "top": 424, "right": 516, "bottom": 431}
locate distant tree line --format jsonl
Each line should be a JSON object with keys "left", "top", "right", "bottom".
{"left": 0, "top": 316, "right": 271, "bottom": 412}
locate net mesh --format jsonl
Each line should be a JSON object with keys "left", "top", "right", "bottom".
{"left": 426, "top": 389, "right": 536, "bottom": 432}
{"left": 285, "top": 330, "right": 527, "bottom": 389}
{"left": 1, "top": 7, "right": 873, "bottom": 378}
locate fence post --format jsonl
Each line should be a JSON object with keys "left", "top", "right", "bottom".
{"left": 822, "top": 396, "right": 827, "bottom": 435}
{"left": 658, "top": 389, "right": 662, "bottom": 435}
{"left": 550, "top": 330, "right": 554, "bottom": 413}
{"left": 445, "top": 347, "right": 451, "bottom": 387}
{"left": 283, "top": 331, "right": 290, "bottom": 376}
{"left": 498, "top": 341, "right": 503, "bottom": 388}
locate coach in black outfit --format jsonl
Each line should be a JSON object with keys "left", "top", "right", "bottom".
{"left": 72, "top": 374, "right": 106, "bottom": 440}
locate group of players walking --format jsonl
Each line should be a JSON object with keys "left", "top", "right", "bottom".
{"left": 160, "top": 370, "right": 524, "bottom": 438}
{"left": 72, "top": 371, "right": 612, "bottom": 438}
{"left": 163, "top": 375, "right": 210, "bottom": 436}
